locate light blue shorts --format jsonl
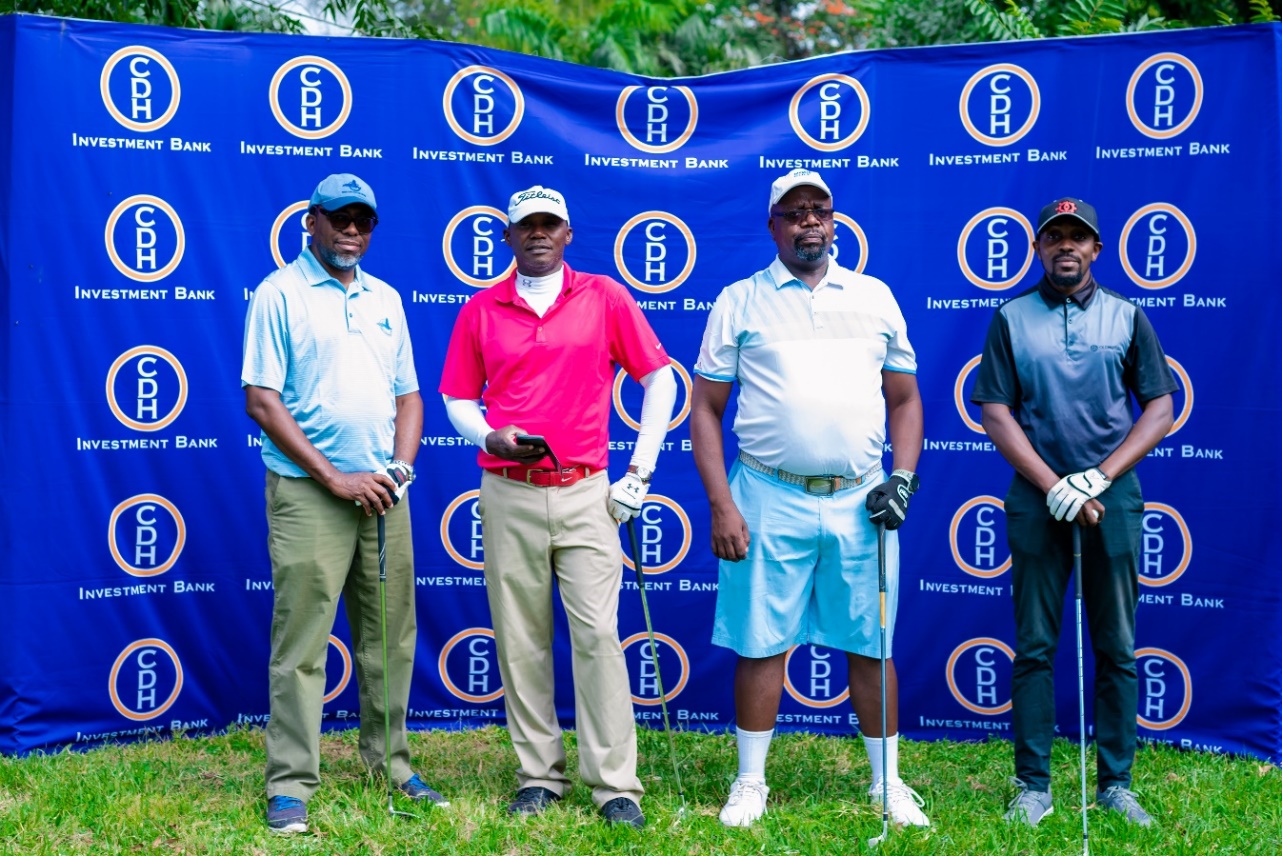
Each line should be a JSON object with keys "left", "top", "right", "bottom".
{"left": 711, "top": 462, "right": 900, "bottom": 659}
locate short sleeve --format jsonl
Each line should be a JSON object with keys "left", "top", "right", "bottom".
{"left": 241, "top": 282, "right": 289, "bottom": 392}
{"left": 882, "top": 287, "right": 916, "bottom": 374}
{"left": 1124, "top": 307, "right": 1179, "bottom": 403}
{"left": 606, "top": 283, "right": 671, "bottom": 381}
{"left": 438, "top": 299, "right": 488, "bottom": 399}
{"left": 693, "top": 288, "right": 739, "bottom": 382}
{"left": 391, "top": 294, "right": 419, "bottom": 397}
{"left": 971, "top": 309, "right": 1019, "bottom": 406}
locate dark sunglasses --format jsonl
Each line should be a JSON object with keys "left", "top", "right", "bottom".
{"left": 315, "top": 207, "right": 378, "bottom": 234}
{"left": 771, "top": 207, "right": 834, "bottom": 224}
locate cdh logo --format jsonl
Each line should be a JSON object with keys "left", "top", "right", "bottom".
{"left": 442, "top": 205, "right": 518, "bottom": 288}
{"left": 105, "top": 195, "right": 185, "bottom": 282}
{"left": 613, "top": 212, "right": 697, "bottom": 293}
{"left": 959, "top": 64, "right": 1040, "bottom": 147}
{"left": 1165, "top": 355, "right": 1193, "bottom": 436}
{"left": 1127, "top": 53, "right": 1203, "bottom": 139}
{"left": 831, "top": 212, "right": 870, "bottom": 274}
{"left": 100, "top": 46, "right": 181, "bottom": 132}
{"left": 106, "top": 345, "right": 189, "bottom": 432}
{"left": 613, "top": 360, "right": 693, "bottom": 432}
{"left": 949, "top": 497, "right": 1011, "bottom": 578}
{"left": 616, "top": 86, "right": 698, "bottom": 154}
{"left": 953, "top": 354, "right": 985, "bottom": 434}
{"left": 270, "top": 200, "right": 311, "bottom": 269}
{"left": 1119, "top": 203, "right": 1196, "bottom": 289}
{"left": 1139, "top": 503, "right": 1192, "bottom": 588}
{"left": 438, "top": 628, "right": 504, "bottom": 704}
{"left": 789, "top": 74, "right": 870, "bottom": 152}
{"left": 957, "top": 207, "right": 1034, "bottom": 290}
{"left": 108, "top": 494, "right": 186, "bottom": 577}
{"left": 109, "top": 638, "right": 183, "bottom": 721}
{"left": 1137, "top": 647, "right": 1192, "bottom": 730}
{"left": 440, "top": 490, "right": 484, "bottom": 571}
{"left": 621, "top": 632, "right": 690, "bottom": 704}
{"left": 323, "top": 635, "right": 354, "bottom": 703}
{"left": 946, "top": 637, "right": 1014, "bottom": 715}
{"left": 620, "top": 496, "right": 693, "bottom": 575}
{"left": 269, "top": 56, "right": 352, "bottom": 139}
{"left": 443, "top": 65, "right": 524, "bottom": 146}
{"left": 783, "top": 645, "right": 849, "bottom": 708}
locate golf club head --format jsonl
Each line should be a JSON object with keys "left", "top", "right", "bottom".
{"left": 387, "top": 795, "right": 415, "bottom": 819}
{"left": 868, "top": 831, "right": 887, "bottom": 848}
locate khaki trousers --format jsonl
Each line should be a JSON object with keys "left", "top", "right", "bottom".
{"left": 479, "top": 470, "right": 643, "bottom": 808}
{"left": 263, "top": 473, "right": 417, "bottom": 800}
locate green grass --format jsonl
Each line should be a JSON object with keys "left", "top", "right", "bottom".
{"left": 1, "top": 725, "right": 1280, "bottom": 854}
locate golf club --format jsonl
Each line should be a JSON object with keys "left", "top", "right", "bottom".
{"left": 378, "top": 513, "right": 414, "bottom": 820}
{"left": 868, "top": 522, "right": 890, "bottom": 849}
{"left": 626, "top": 517, "right": 688, "bottom": 822}
{"left": 1073, "top": 522, "right": 1090, "bottom": 856}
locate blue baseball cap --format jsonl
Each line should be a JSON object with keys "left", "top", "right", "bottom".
{"left": 310, "top": 173, "right": 377, "bottom": 213}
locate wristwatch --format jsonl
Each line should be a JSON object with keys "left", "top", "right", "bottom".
{"left": 629, "top": 465, "right": 653, "bottom": 484}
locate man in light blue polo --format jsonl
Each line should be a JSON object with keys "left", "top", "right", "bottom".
{"left": 242, "top": 173, "right": 444, "bottom": 834}
{"left": 689, "top": 169, "right": 927, "bottom": 829}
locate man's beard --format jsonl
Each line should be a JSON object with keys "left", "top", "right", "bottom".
{"left": 795, "top": 236, "right": 827, "bottom": 262}
{"left": 317, "top": 245, "right": 363, "bottom": 271}
{"left": 1048, "top": 270, "right": 1084, "bottom": 289}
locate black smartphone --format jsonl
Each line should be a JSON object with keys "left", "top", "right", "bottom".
{"left": 514, "top": 434, "right": 546, "bottom": 447}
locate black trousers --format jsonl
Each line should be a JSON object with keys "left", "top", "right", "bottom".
{"left": 1006, "top": 470, "right": 1143, "bottom": 793}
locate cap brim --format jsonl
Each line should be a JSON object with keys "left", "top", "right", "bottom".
{"left": 317, "top": 196, "right": 376, "bottom": 213}
{"left": 1038, "top": 213, "right": 1097, "bottom": 237}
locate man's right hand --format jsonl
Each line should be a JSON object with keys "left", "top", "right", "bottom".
{"left": 486, "top": 425, "right": 549, "bottom": 463}
{"left": 327, "top": 471, "right": 399, "bottom": 515}
{"left": 710, "top": 502, "right": 751, "bottom": 562}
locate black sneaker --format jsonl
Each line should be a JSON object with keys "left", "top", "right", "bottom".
{"left": 399, "top": 773, "right": 450, "bottom": 806}
{"left": 508, "top": 786, "right": 562, "bottom": 816}
{"left": 266, "top": 795, "right": 307, "bottom": 834}
{"left": 601, "top": 796, "right": 645, "bottom": 828}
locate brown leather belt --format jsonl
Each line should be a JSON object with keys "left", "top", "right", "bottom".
{"left": 738, "top": 450, "right": 880, "bottom": 496}
{"left": 496, "top": 464, "right": 593, "bottom": 487}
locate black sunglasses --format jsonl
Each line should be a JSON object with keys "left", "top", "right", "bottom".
{"left": 315, "top": 207, "right": 378, "bottom": 234}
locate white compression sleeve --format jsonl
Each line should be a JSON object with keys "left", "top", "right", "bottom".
{"left": 630, "top": 365, "right": 677, "bottom": 473}
{"left": 443, "top": 395, "right": 492, "bottom": 449}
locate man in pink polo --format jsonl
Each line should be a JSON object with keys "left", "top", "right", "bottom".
{"left": 439, "top": 185, "right": 676, "bottom": 828}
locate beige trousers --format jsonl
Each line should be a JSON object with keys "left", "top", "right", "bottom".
{"left": 479, "top": 470, "right": 643, "bottom": 808}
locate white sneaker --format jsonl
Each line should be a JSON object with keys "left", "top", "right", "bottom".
{"left": 869, "top": 778, "right": 931, "bottom": 827}
{"left": 720, "top": 776, "right": 769, "bottom": 827}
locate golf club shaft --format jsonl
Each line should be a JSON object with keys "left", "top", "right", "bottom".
{"left": 1073, "top": 523, "right": 1089, "bottom": 855}
{"left": 877, "top": 523, "right": 889, "bottom": 840}
{"left": 379, "top": 513, "right": 394, "bottom": 810}
{"left": 626, "top": 518, "right": 686, "bottom": 807}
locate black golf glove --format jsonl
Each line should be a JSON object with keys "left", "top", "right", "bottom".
{"left": 865, "top": 469, "right": 919, "bottom": 530}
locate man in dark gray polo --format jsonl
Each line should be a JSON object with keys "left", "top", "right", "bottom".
{"left": 971, "top": 197, "right": 1176, "bottom": 827}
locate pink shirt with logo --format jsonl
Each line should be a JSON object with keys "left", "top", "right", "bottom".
{"left": 440, "top": 264, "right": 670, "bottom": 471}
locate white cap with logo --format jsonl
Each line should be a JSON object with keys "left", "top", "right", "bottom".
{"left": 507, "top": 185, "right": 570, "bottom": 225}
{"left": 768, "top": 168, "right": 832, "bottom": 212}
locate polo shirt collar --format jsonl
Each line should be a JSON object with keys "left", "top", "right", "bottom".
{"left": 297, "top": 246, "right": 370, "bottom": 293}
{"left": 767, "top": 256, "right": 846, "bottom": 290}
{"left": 1037, "top": 274, "right": 1097, "bottom": 309}
{"left": 495, "top": 263, "right": 577, "bottom": 304}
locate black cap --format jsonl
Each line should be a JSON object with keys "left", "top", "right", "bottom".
{"left": 1036, "top": 197, "right": 1099, "bottom": 238}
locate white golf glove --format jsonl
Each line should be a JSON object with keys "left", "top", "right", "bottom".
{"left": 357, "top": 460, "right": 414, "bottom": 507}
{"left": 608, "top": 472, "right": 649, "bottom": 522}
{"left": 1047, "top": 467, "right": 1112, "bottom": 521}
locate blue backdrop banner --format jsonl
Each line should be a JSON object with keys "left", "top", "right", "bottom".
{"left": 1, "top": 13, "right": 1278, "bottom": 762}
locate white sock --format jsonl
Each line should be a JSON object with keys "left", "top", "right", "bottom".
{"left": 863, "top": 734, "right": 901, "bottom": 785}
{"left": 736, "top": 727, "right": 774, "bottom": 780}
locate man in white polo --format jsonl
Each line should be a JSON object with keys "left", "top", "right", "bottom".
{"left": 689, "top": 169, "right": 928, "bottom": 829}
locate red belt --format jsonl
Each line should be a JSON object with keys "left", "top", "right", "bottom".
{"left": 496, "top": 464, "right": 593, "bottom": 487}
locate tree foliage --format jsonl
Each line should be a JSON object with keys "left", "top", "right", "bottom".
{"left": 2, "top": 0, "right": 1278, "bottom": 73}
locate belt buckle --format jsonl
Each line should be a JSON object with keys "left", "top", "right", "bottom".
{"left": 526, "top": 469, "right": 540, "bottom": 484}
{"left": 805, "top": 476, "right": 836, "bottom": 496}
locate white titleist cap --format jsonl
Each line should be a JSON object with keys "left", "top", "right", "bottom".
{"left": 768, "top": 168, "right": 832, "bottom": 212}
{"left": 507, "top": 185, "right": 569, "bottom": 224}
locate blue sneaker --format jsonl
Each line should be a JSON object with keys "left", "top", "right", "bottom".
{"left": 266, "top": 795, "right": 307, "bottom": 834}
{"left": 399, "top": 773, "right": 449, "bottom": 806}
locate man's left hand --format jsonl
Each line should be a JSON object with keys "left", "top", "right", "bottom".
{"left": 866, "top": 469, "right": 918, "bottom": 530}
{"left": 1047, "top": 467, "right": 1112, "bottom": 522}
{"left": 608, "top": 472, "right": 649, "bottom": 523}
